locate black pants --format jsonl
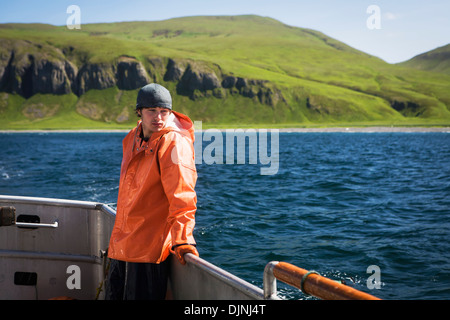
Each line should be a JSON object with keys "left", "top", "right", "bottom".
{"left": 105, "top": 258, "right": 170, "bottom": 300}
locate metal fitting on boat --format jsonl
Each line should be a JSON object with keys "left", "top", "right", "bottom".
{"left": 0, "top": 206, "right": 16, "bottom": 226}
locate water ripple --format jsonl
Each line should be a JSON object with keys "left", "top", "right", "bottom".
{"left": 1, "top": 132, "right": 449, "bottom": 299}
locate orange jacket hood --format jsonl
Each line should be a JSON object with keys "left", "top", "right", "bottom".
{"left": 108, "top": 111, "right": 197, "bottom": 263}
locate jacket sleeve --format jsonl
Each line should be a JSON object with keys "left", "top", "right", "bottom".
{"left": 159, "top": 132, "right": 197, "bottom": 247}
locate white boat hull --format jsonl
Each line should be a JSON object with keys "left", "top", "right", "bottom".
{"left": 0, "top": 195, "right": 264, "bottom": 300}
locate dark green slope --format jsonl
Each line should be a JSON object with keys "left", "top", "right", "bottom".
{"left": 398, "top": 44, "right": 450, "bottom": 75}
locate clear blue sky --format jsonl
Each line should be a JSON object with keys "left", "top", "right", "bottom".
{"left": 1, "top": 0, "right": 449, "bottom": 63}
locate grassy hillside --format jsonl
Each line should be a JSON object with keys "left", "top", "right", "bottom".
{"left": 399, "top": 44, "right": 450, "bottom": 75}
{"left": 1, "top": 15, "right": 449, "bottom": 130}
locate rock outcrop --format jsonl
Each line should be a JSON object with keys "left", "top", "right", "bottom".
{"left": 0, "top": 40, "right": 153, "bottom": 98}
{"left": 164, "top": 58, "right": 285, "bottom": 106}
{"left": 0, "top": 39, "right": 285, "bottom": 107}
{"left": 116, "top": 57, "right": 151, "bottom": 91}
{"left": 0, "top": 40, "right": 73, "bottom": 98}
{"left": 76, "top": 63, "right": 116, "bottom": 95}
{"left": 390, "top": 99, "right": 423, "bottom": 117}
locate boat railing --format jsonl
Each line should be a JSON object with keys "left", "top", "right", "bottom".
{"left": 170, "top": 253, "right": 267, "bottom": 300}
{"left": 263, "top": 261, "right": 380, "bottom": 300}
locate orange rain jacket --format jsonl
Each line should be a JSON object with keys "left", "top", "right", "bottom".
{"left": 108, "top": 111, "right": 197, "bottom": 263}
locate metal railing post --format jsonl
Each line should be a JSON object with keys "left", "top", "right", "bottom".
{"left": 263, "top": 261, "right": 281, "bottom": 299}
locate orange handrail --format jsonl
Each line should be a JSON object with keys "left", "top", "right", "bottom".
{"left": 266, "top": 261, "right": 380, "bottom": 300}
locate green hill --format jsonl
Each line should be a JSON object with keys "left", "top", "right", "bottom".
{"left": 398, "top": 44, "right": 450, "bottom": 75}
{"left": 0, "top": 15, "right": 449, "bottom": 130}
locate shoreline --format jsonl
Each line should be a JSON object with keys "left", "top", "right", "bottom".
{"left": 277, "top": 126, "right": 450, "bottom": 133}
{"left": 1, "top": 126, "right": 449, "bottom": 133}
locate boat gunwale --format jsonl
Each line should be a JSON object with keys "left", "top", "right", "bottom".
{"left": 0, "top": 195, "right": 116, "bottom": 215}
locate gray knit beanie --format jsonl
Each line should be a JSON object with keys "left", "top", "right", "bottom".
{"left": 136, "top": 83, "right": 172, "bottom": 110}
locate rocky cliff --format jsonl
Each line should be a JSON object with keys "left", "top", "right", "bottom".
{"left": 0, "top": 39, "right": 283, "bottom": 107}
{"left": 0, "top": 39, "right": 148, "bottom": 97}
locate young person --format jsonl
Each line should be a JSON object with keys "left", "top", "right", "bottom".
{"left": 105, "top": 83, "right": 198, "bottom": 300}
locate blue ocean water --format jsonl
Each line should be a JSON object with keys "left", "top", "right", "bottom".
{"left": 1, "top": 131, "right": 449, "bottom": 300}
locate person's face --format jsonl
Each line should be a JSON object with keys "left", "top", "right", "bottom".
{"left": 138, "top": 107, "right": 171, "bottom": 137}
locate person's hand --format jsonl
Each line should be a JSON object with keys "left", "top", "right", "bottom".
{"left": 174, "top": 245, "right": 199, "bottom": 265}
